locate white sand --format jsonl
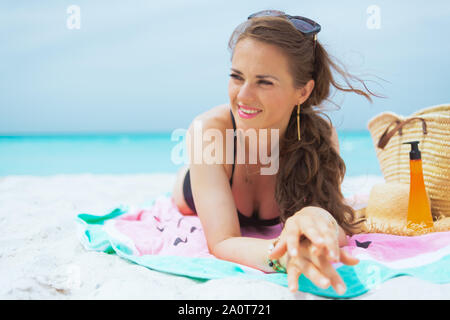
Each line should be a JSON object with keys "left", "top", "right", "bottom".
{"left": 1, "top": 173, "right": 449, "bottom": 300}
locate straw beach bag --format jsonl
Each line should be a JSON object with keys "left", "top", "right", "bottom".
{"left": 367, "top": 104, "right": 450, "bottom": 219}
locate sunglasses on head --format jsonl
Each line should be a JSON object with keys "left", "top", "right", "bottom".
{"left": 248, "top": 10, "right": 321, "bottom": 49}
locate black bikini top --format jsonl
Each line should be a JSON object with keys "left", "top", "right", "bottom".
{"left": 229, "top": 109, "right": 280, "bottom": 227}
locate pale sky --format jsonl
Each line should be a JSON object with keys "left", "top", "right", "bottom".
{"left": 1, "top": 0, "right": 449, "bottom": 134}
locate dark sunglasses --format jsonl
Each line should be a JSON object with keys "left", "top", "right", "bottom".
{"left": 248, "top": 10, "right": 321, "bottom": 49}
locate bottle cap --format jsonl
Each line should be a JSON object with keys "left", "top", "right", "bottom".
{"left": 402, "top": 141, "right": 422, "bottom": 160}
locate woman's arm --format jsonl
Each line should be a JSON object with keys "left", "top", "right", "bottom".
{"left": 213, "top": 237, "right": 286, "bottom": 273}
{"left": 187, "top": 115, "right": 352, "bottom": 282}
{"left": 186, "top": 114, "right": 283, "bottom": 273}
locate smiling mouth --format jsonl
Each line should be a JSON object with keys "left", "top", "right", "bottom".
{"left": 238, "top": 104, "right": 262, "bottom": 115}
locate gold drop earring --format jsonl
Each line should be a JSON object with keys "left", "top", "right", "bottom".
{"left": 297, "top": 103, "right": 301, "bottom": 141}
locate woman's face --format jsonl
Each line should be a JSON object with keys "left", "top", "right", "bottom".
{"left": 228, "top": 38, "right": 313, "bottom": 136}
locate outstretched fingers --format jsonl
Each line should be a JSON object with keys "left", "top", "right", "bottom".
{"left": 316, "top": 254, "right": 347, "bottom": 295}
{"left": 268, "top": 219, "right": 300, "bottom": 260}
{"left": 297, "top": 240, "right": 353, "bottom": 295}
{"left": 269, "top": 217, "right": 327, "bottom": 260}
{"left": 286, "top": 256, "right": 331, "bottom": 293}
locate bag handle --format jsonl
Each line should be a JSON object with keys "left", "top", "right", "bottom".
{"left": 377, "top": 117, "right": 428, "bottom": 149}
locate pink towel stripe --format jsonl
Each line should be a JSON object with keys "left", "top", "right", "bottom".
{"left": 106, "top": 194, "right": 450, "bottom": 268}
{"left": 347, "top": 232, "right": 450, "bottom": 262}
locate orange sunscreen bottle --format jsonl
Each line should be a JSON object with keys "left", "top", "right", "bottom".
{"left": 402, "top": 141, "right": 434, "bottom": 230}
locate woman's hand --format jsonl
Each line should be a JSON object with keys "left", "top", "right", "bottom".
{"left": 269, "top": 206, "right": 359, "bottom": 294}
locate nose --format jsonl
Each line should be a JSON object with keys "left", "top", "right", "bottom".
{"left": 236, "top": 81, "right": 255, "bottom": 104}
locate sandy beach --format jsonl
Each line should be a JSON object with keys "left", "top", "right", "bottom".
{"left": 1, "top": 173, "right": 449, "bottom": 300}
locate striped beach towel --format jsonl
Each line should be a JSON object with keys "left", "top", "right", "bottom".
{"left": 76, "top": 194, "right": 450, "bottom": 298}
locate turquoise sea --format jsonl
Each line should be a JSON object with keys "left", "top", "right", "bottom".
{"left": 0, "top": 131, "right": 382, "bottom": 177}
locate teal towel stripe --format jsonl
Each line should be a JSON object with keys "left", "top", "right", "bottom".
{"left": 76, "top": 203, "right": 450, "bottom": 299}
{"left": 77, "top": 207, "right": 127, "bottom": 225}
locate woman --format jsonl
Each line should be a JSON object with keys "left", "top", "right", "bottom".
{"left": 172, "top": 10, "right": 377, "bottom": 295}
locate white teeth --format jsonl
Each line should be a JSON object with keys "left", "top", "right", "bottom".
{"left": 239, "top": 106, "right": 261, "bottom": 114}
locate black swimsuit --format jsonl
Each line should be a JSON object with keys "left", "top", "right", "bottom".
{"left": 182, "top": 110, "right": 281, "bottom": 227}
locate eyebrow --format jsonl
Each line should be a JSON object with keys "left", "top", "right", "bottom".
{"left": 230, "top": 68, "right": 279, "bottom": 81}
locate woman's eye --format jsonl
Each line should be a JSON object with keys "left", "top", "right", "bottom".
{"left": 229, "top": 73, "right": 242, "bottom": 80}
{"left": 229, "top": 74, "right": 272, "bottom": 86}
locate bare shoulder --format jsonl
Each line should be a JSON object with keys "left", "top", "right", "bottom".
{"left": 186, "top": 103, "right": 234, "bottom": 178}
{"left": 190, "top": 103, "right": 232, "bottom": 131}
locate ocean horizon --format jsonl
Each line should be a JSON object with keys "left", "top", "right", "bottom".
{"left": 0, "top": 130, "right": 382, "bottom": 177}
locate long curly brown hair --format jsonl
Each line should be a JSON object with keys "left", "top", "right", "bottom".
{"left": 228, "top": 15, "right": 381, "bottom": 234}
